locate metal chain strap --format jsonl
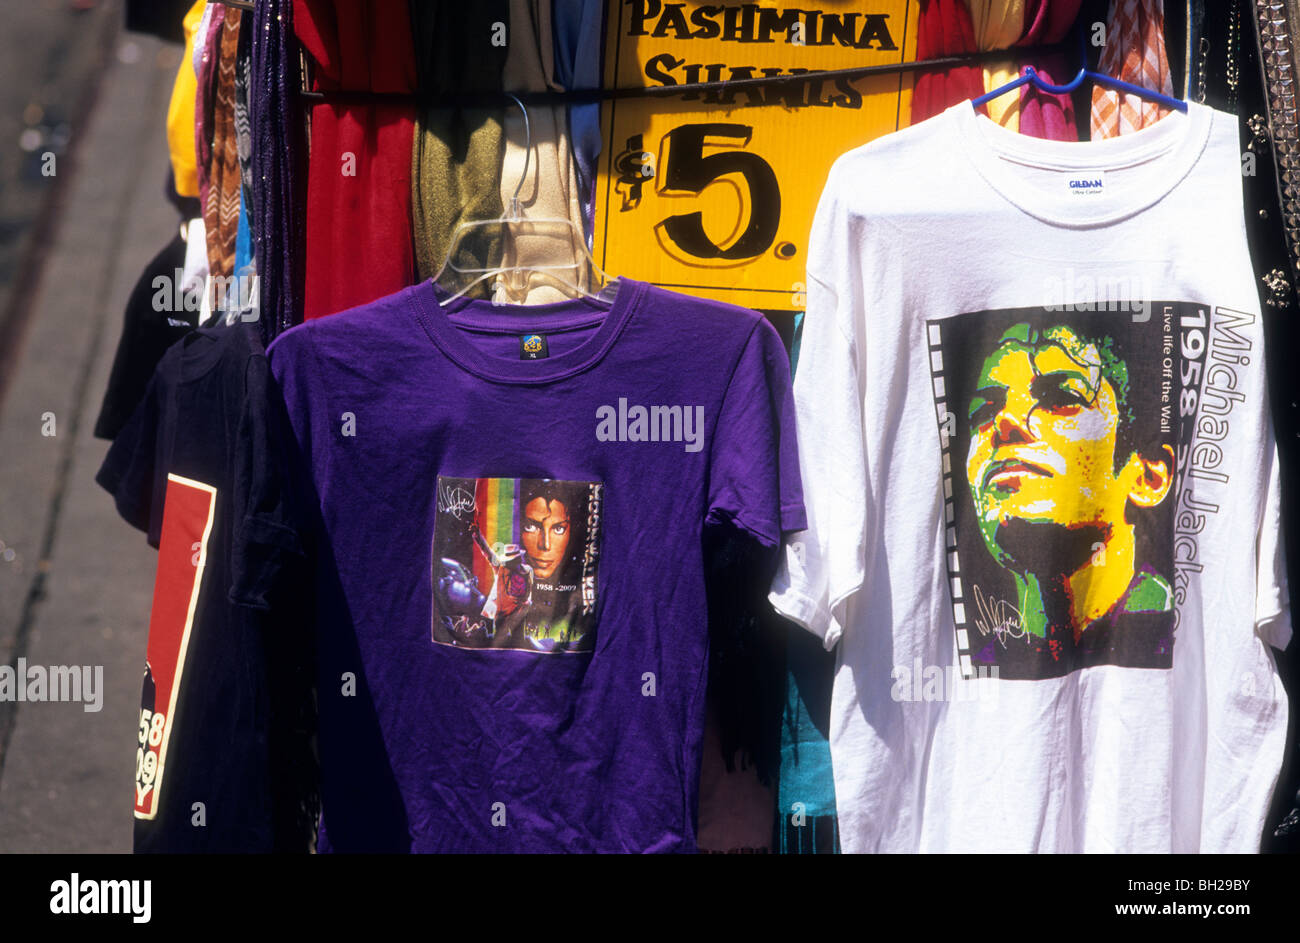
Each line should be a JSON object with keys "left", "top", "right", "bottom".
{"left": 1227, "top": 0, "right": 1242, "bottom": 109}
{"left": 1253, "top": 1, "right": 1300, "bottom": 275}
{"left": 1197, "top": 37, "right": 1210, "bottom": 103}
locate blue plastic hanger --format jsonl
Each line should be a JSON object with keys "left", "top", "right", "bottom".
{"left": 973, "top": 21, "right": 1186, "bottom": 115}
{"left": 972, "top": 64, "right": 1187, "bottom": 112}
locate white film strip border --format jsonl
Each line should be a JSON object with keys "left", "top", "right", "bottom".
{"left": 928, "top": 321, "right": 974, "bottom": 680}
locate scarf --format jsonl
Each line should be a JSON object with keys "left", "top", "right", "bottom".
{"left": 1019, "top": 55, "right": 1079, "bottom": 140}
{"left": 1011, "top": 0, "right": 1084, "bottom": 140}
{"left": 968, "top": 2, "right": 1029, "bottom": 131}
{"left": 295, "top": 0, "right": 418, "bottom": 319}
{"left": 203, "top": 6, "right": 243, "bottom": 283}
{"left": 251, "top": 0, "right": 307, "bottom": 344}
{"left": 233, "top": 15, "right": 254, "bottom": 276}
{"left": 1016, "top": 0, "right": 1084, "bottom": 44}
{"left": 194, "top": 6, "right": 224, "bottom": 216}
{"left": 411, "top": 4, "right": 510, "bottom": 289}
{"left": 912, "top": 0, "right": 989, "bottom": 124}
{"left": 1090, "top": 0, "right": 1174, "bottom": 138}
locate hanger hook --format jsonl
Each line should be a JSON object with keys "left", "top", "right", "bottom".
{"left": 506, "top": 92, "right": 531, "bottom": 218}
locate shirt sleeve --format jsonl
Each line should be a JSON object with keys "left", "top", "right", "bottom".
{"left": 1256, "top": 436, "right": 1292, "bottom": 650}
{"left": 265, "top": 321, "right": 319, "bottom": 465}
{"left": 705, "top": 315, "right": 806, "bottom": 547}
{"left": 96, "top": 364, "right": 166, "bottom": 546}
{"left": 768, "top": 164, "right": 868, "bottom": 649}
{"left": 229, "top": 341, "right": 306, "bottom": 611}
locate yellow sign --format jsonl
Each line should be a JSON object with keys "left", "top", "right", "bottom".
{"left": 595, "top": 0, "right": 918, "bottom": 310}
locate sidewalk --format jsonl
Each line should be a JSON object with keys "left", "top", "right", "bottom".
{"left": 0, "top": 26, "right": 181, "bottom": 852}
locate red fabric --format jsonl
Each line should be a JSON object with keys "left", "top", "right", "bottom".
{"left": 295, "top": 0, "right": 417, "bottom": 320}
{"left": 1018, "top": 54, "right": 1078, "bottom": 140}
{"left": 1017, "top": 0, "right": 1083, "bottom": 45}
{"left": 1014, "top": 2, "right": 1084, "bottom": 140}
{"left": 911, "top": 0, "right": 987, "bottom": 123}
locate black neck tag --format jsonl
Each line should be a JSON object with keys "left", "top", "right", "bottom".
{"left": 520, "top": 333, "right": 550, "bottom": 360}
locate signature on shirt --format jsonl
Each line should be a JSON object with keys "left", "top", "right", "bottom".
{"left": 972, "top": 583, "right": 1027, "bottom": 645}
{"left": 437, "top": 482, "right": 477, "bottom": 521}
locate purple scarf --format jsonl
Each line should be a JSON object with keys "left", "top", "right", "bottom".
{"left": 250, "top": 0, "right": 306, "bottom": 344}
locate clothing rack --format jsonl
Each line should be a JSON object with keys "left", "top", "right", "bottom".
{"left": 200, "top": 1, "right": 1070, "bottom": 108}
{"left": 294, "top": 44, "right": 1069, "bottom": 107}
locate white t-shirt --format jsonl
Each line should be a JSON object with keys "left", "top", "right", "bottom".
{"left": 770, "top": 101, "right": 1292, "bottom": 853}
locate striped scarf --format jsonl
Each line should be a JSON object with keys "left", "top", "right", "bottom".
{"left": 203, "top": 5, "right": 243, "bottom": 282}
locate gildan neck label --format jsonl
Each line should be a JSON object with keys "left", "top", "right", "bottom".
{"left": 1064, "top": 169, "right": 1107, "bottom": 197}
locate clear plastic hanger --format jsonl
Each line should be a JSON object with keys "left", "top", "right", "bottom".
{"left": 432, "top": 93, "right": 618, "bottom": 305}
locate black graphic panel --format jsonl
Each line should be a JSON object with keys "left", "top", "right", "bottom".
{"left": 926, "top": 303, "right": 1213, "bottom": 679}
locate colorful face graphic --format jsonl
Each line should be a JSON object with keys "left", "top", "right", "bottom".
{"left": 925, "top": 306, "right": 1196, "bottom": 677}
{"left": 520, "top": 497, "right": 571, "bottom": 580}
{"left": 965, "top": 324, "right": 1171, "bottom": 569}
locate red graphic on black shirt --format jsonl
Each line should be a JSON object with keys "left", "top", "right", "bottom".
{"left": 134, "top": 474, "right": 215, "bottom": 819}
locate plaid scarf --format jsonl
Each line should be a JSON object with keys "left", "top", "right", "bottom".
{"left": 1090, "top": 0, "right": 1174, "bottom": 138}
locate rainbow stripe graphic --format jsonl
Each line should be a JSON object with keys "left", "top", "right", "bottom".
{"left": 472, "top": 477, "right": 518, "bottom": 591}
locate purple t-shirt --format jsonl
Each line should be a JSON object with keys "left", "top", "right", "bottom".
{"left": 267, "top": 278, "right": 805, "bottom": 852}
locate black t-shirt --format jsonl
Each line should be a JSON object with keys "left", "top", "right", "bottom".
{"left": 97, "top": 318, "right": 314, "bottom": 853}
{"left": 94, "top": 232, "right": 199, "bottom": 441}
{"left": 124, "top": 0, "right": 194, "bottom": 44}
